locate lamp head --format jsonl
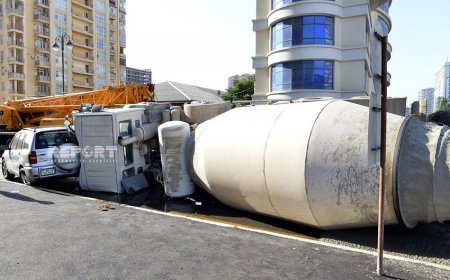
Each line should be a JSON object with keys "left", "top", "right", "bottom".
{"left": 52, "top": 42, "right": 60, "bottom": 51}
{"left": 65, "top": 39, "right": 74, "bottom": 49}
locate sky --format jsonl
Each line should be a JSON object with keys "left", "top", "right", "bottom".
{"left": 126, "top": 1, "right": 450, "bottom": 103}
{"left": 126, "top": 0, "right": 255, "bottom": 91}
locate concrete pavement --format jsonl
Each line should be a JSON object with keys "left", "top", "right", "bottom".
{"left": 0, "top": 180, "right": 449, "bottom": 280}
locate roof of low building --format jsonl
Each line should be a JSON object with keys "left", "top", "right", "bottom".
{"left": 155, "top": 81, "right": 224, "bottom": 103}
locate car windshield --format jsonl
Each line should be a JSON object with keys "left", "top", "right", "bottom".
{"left": 35, "top": 131, "right": 78, "bottom": 149}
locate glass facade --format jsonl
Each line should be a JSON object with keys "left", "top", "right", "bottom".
{"left": 378, "top": 17, "right": 389, "bottom": 37}
{"left": 272, "top": 16, "right": 334, "bottom": 50}
{"left": 272, "top": 0, "right": 334, "bottom": 10}
{"left": 271, "top": 60, "right": 334, "bottom": 91}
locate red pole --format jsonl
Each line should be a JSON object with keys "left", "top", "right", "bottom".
{"left": 377, "top": 35, "right": 388, "bottom": 277}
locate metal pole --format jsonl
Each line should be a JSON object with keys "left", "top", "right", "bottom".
{"left": 61, "top": 35, "right": 65, "bottom": 95}
{"left": 377, "top": 35, "right": 388, "bottom": 277}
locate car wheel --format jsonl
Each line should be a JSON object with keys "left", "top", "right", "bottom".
{"left": 2, "top": 160, "right": 14, "bottom": 180}
{"left": 19, "top": 169, "right": 33, "bottom": 186}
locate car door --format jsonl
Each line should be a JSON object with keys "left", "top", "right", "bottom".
{"left": 8, "top": 132, "right": 22, "bottom": 175}
{"left": 17, "top": 132, "right": 31, "bottom": 169}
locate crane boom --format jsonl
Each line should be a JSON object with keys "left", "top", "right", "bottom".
{"left": 0, "top": 84, "right": 155, "bottom": 130}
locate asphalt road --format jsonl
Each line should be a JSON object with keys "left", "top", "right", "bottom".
{"left": 0, "top": 179, "right": 449, "bottom": 279}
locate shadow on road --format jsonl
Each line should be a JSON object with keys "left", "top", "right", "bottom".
{"left": 322, "top": 223, "right": 450, "bottom": 263}
{"left": 0, "top": 190, "right": 54, "bottom": 205}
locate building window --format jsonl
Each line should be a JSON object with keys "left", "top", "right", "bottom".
{"left": 272, "top": 16, "right": 334, "bottom": 50}
{"left": 97, "top": 77, "right": 106, "bottom": 86}
{"left": 96, "top": 64, "right": 106, "bottom": 74}
{"left": 55, "top": 12, "right": 66, "bottom": 25}
{"left": 120, "top": 34, "right": 126, "bottom": 45}
{"left": 378, "top": 17, "right": 389, "bottom": 37}
{"left": 272, "top": 0, "right": 334, "bottom": 10}
{"left": 96, "top": 39, "right": 105, "bottom": 49}
{"left": 96, "top": 26, "right": 106, "bottom": 37}
{"left": 379, "top": 2, "right": 389, "bottom": 14}
{"left": 96, "top": 14, "right": 106, "bottom": 24}
{"left": 271, "top": 60, "right": 334, "bottom": 92}
{"left": 96, "top": 0, "right": 106, "bottom": 13}
{"left": 55, "top": 0, "right": 67, "bottom": 11}
{"left": 55, "top": 27, "right": 66, "bottom": 36}
{"left": 97, "top": 52, "right": 106, "bottom": 62}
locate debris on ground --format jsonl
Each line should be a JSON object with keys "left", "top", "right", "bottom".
{"left": 96, "top": 202, "right": 116, "bottom": 211}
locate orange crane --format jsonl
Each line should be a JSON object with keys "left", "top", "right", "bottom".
{"left": 0, "top": 84, "right": 155, "bottom": 130}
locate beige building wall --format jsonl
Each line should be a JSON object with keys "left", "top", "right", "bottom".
{"left": 253, "top": 0, "right": 392, "bottom": 101}
{"left": 0, "top": 0, "right": 126, "bottom": 102}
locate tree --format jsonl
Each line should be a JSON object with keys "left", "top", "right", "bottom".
{"left": 428, "top": 97, "right": 450, "bottom": 126}
{"left": 428, "top": 110, "right": 450, "bottom": 126}
{"left": 438, "top": 97, "right": 450, "bottom": 111}
{"left": 222, "top": 75, "right": 255, "bottom": 102}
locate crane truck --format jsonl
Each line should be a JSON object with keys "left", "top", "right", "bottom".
{"left": 0, "top": 84, "right": 155, "bottom": 146}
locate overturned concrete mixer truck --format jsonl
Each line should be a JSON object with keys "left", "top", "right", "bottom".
{"left": 69, "top": 99, "right": 449, "bottom": 230}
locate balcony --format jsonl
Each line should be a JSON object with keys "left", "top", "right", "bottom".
{"left": 35, "top": 0, "right": 49, "bottom": 7}
{"left": 7, "top": 23, "right": 24, "bottom": 32}
{"left": 120, "top": 58, "right": 126, "bottom": 66}
{"left": 36, "top": 75, "right": 51, "bottom": 83}
{"left": 73, "top": 67, "right": 94, "bottom": 75}
{"left": 109, "top": 8, "right": 116, "bottom": 19}
{"left": 8, "top": 72, "right": 25, "bottom": 80}
{"left": 73, "top": 39, "right": 94, "bottom": 49}
{"left": 35, "top": 59, "right": 50, "bottom": 67}
{"left": 110, "top": 72, "right": 116, "bottom": 79}
{"left": 7, "top": 56, "right": 24, "bottom": 63}
{"left": 9, "top": 89, "right": 25, "bottom": 95}
{"left": 35, "top": 90, "right": 51, "bottom": 97}
{"left": 73, "top": 24, "right": 93, "bottom": 35}
{"left": 72, "top": 0, "right": 93, "bottom": 9}
{"left": 35, "top": 28, "right": 50, "bottom": 37}
{"left": 6, "top": 8, "right": 24, "bottom": 16}
{"left": 7, "top": 40, "right": 24, "bottom": 47}
{"left": 34, "top": 13, "right": 50, "bottom": 22}
{"left": 73, "top": 80, "right": 94, "bottom": 88}
{"left": 73, "top": 11, "right": 93, "bottom": 22}
{"left": 35, "top": 46, "right": 50, "bottom": 53}
{"left": 73, "top": 53, "right": 94, "bottom": 61}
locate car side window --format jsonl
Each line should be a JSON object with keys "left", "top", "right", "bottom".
{"left": 22, "top": 133, "right": 31, "bottom": 150}
{"left": 16, "top": 133, "right": 26, "bottom": 149}
{"left": 9, "top": 133, "right": 21, "bottom": 150}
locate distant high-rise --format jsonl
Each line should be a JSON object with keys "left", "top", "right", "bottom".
{"left": 0, "top": 0, "right": 126, "bottom": 101}
{"left": 252, "top": 0, "right": 392, "bottom": 101}
{"left": 417, "top": 88, "right": 434, "bottom": 115}
{"left": 434, "top": 62, "right": 450, "bottom": 111}
{"left": 228, "top": 74, "right": 252, "bottom": 89}
{"left": 126, "top": 67, "right": 152, "bottom": 85}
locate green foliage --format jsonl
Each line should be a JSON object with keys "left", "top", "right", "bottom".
{"left": 428, "top": 110, "right": 450, "bottom": 126}
{"left": 222, "top": 75, "right": 255, "bottom": 102}
{"left": 438, "top": 97, "right": 450, "bottom": 111}
{"left": 428, "top": 97, "right": 450, "bottom": 125}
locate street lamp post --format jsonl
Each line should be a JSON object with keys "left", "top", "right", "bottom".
{"left": 52, "top": 33, "right": 73, "bottom": 95}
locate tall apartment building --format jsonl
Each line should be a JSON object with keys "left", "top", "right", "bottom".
{"left": 434, "top": 62, "right": 450, "bottom": 111}
{"left": 252, "top": 0, "right": 392, "bottom": 101}
{"left": 228, "top": 73, "right": 252, "bottom": 89}
{"left": 126, "top": 67, "right": 151, "bottom": 85}
{"left": 0, "top": 0, "right": 126, "bottom": 102}
{"left": 417, "top": 87, "right": 434, "bottom": 115}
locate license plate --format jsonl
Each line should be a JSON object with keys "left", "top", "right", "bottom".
{"left": 40, "top": 167, "right": 55, "bottom": 176}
